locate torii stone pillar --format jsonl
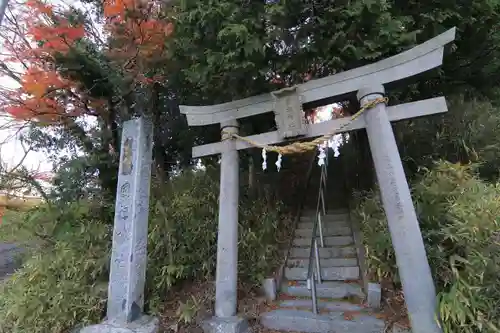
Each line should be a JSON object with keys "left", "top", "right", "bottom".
{"left": 358, "top": 86, "right": 441, "bottom": 333}
{"left": 203, "top": 119, "right": 249, "bottom": 333}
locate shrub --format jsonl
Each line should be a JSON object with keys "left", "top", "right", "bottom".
{"left": 0, "top": 202, "right": 111, "bottom": 333}
{"left": 0, "top": 166, "right": 288, "bottom": 333}
{"left": 351, "top": 191, "right": 396, "bottom": 282}
{"left": 394, "top": 96, "right": 500, "bottom": 181}
{"left": 0, "top": 209, "right": 27, "bottom": 242}
{"left": 146, "top": 167, "right": 287, "bottom": 310}
{"left": 352, "top": 161, "right": 500, "bottom": 333}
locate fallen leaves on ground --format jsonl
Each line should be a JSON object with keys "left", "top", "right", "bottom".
{"left": 343, "top": 310, "right": 362, "bottom": 321}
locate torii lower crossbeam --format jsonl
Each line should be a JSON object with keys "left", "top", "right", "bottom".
{"left": 191, "top": 97, "right": 447, "bottom": 158}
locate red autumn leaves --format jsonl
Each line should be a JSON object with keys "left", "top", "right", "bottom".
{"left": 104, "top": 0, "right": 174, "bottom": 84}
{"left": 3, "top": 0, "right": 90, "bottom": 122}
{"left": 3, "top": 0, "right": 174, "bottom": 123}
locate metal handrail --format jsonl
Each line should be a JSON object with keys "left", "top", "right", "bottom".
{"left": 279, "top": 151, "right": 318, "bottom": 290}
{"left": 306, "top": 148, "right": 329, "bottom": 314}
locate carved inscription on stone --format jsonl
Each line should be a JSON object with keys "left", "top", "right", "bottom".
{"left": 121, "top": 137, "right": 134, "bottom": 175}
{"left": 118, "top": 182, "right": 131, "bottom": 221}
{"left": 120, "top": 182, "right": 131, "bottom": 198}
{"left": 271, "top": 86, "right": 307, "bottom": 139}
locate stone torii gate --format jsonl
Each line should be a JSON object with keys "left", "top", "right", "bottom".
{"left": 180, "top": 28, "right": 456, "bottom": 333}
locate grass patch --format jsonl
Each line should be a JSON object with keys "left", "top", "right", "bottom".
{"left": 0, "top": 209, "right": 29, "bottom": 243}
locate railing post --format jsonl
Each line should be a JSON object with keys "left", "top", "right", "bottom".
{"left": 320, "top": 189, "right": 326, "bottom": 216}
{"left": 358, "top": 85, "right": 441, "bottom": 333}
{"left": 310, "top": 271, "right": 318, "bottom": 315}
{"left": 314, "top": 239, "right": 322, "bottom": 284}
{"left": 317, "top": 212, "right": 324, "bottom": 247}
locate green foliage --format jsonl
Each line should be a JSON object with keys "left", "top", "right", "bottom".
{"left": 390, "top": 0, "right": 500, "bottom": 99}
{"left": 0, "top": 168, "right": 287, "bottom": 333}
{"left": 0, "top": 210, "right": 28, "bottom": 242}
{"left": 0, "top": 202, "right": 111, "bottom": 333}
{"left": 170, "top": 0, "right": 421, "bottom": 105}
{"left": 170, "top": 0, "right": 500, "bottom": 106}
{"left": 395, "top": 96, "right": 500, "bottom": 181}
{"left": 50, "top": 156, "right": 102, "bottom": 202}
{"left": 341, "top": 95, "right": 500, "bottom": 195}
{"left": 350, "top": 192, "right": 396, "bottom": 282}
{"left": 146, "top": 167, "right": 286, "bottom": 311}
{"left": 414, "top": 163, "right": 500, "bottom": 333}
{"left": 352, "top": 161, "right": 500, "bottom": 333}
{"left": 176, "top": 296, "right": 201, "bottom": 324}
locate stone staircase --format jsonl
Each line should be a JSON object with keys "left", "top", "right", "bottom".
{"left": 260, "top": 209, "right": 386, "bottom": 333}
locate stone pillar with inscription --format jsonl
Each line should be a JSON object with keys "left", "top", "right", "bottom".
{"left": 358, "top": 85, "right": 441, "bottom": 333}
{"left": 79, "top": 117, "right": 158, "bottom": 333}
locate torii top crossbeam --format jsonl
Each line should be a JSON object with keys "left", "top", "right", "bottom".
{"left": 179, "top": 28, "right": 455, "bottom": 159}
{"left": 180, "top": 28, "right": 455, "bottom": 126}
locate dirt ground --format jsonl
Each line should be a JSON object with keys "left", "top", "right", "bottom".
{"left": 159, "top": 281, "right": 280, "bottom": 333}
{"left": 0, "top": 242, "right": 24, "bottom": 280}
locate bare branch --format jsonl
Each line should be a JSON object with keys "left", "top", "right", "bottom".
{"left": 8, "top": 144, "right": 32, "bottom": 173}
{"left": 0, "top": 60, "right": 21, "bottom": 82}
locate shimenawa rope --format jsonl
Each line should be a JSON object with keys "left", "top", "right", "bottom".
{"left": 222, "top": 97, "right": 388, "bottom": 155}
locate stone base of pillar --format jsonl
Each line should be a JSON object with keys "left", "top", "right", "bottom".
{"left": 262, "top": 277, "right": 277, "bottom": 301}
{"left": 77, "top": 315, "right": 159, "bottom": 333}
{"left": 367, "top": 282, "right": 382, "bottom": 309}
{"left": 202, "top": 316, "right": 249, "bottom": 333}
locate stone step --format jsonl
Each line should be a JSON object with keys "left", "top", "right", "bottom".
{"left": 300, "top": 213, "right": 350, "bottom": 222}
{"left": 287, "top": 258, "right": 358, "bottom": 268}
{"left": 279, "top": 299, "right": 364, "bottom": 312}
{"left": 293, "top": 236, "right": 353, "bottom": 247}
{"left": 294, "top": 226, "right": 352, "bottom": 238}
{"left": 285, "top": 266, "right": 360, "bottom": 281}
{"left": 289, "top": 246, "right": 356, "bottom": 259}
{"left": 281, "top": 281, "right": 364, "bottom": 299}
{"left": 302, "top": 209, "right": 348, "bottom": 216}
{"left": 260, "top": 309, "right": 385, "bottom": 333}
{"left": 297, "top": 220, "right": 349, "bottom": 229}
